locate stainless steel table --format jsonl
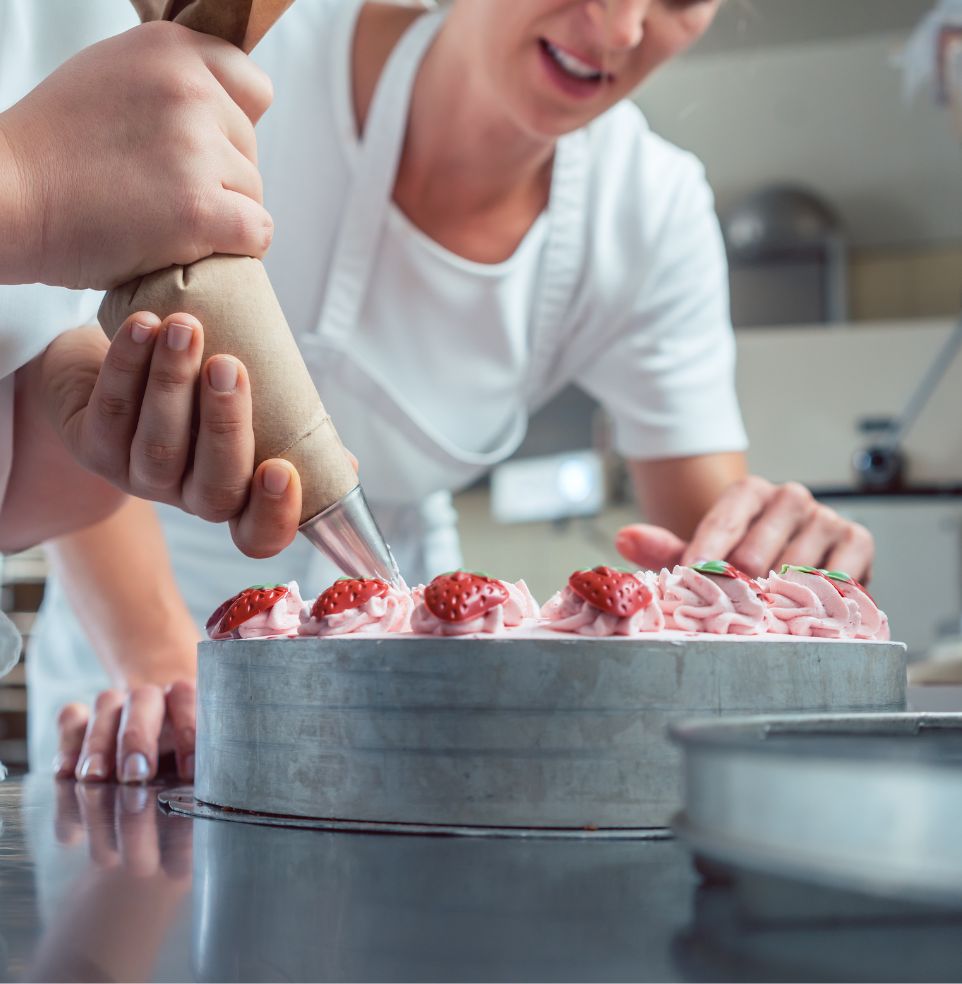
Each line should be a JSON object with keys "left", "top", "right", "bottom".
{"left": 0, "top": 686, "right": 958, "bottom": 982}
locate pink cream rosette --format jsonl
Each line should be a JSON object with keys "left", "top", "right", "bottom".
{"left": 299, "top": 579, "right": 413, "bottom": 636}
{"left": 759, "top": 565, "right": 878, "bottom": 639}
{"left": 410, "top": 575, "right": 540, "bottom": 636}
{"left": 833, "top": 575, "right": 890, "bottom": 641}
{"left": 541, "top": 570, "right": 664, "bottom": 636}
{"left": 207, "top": 581, "right": 306, "bottom": 640}
{"left": 658, "top": 562, "right": 769, "bottom": 635}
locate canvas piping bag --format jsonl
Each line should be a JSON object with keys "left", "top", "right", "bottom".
{"left": 98, "top": 0, "right": 359, "bottom": 524}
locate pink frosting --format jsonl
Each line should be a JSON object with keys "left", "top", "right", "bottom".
{"left": 759, "top": 569, "right": 860, "bottom": 638}
{"left": 410, "top": 579, "right": 540, "bottom": 636}
{"left": 232, "top": 582, "right": 306, "bottom": 639}
{"left": 298, "top": 585, "right": 413, "bottom": 636}
{"left": 659, "top": 566, "right": 769, "bottom": 635}
{"left": 541, "top": 572, "right": 664, "bottom": 636}
{"left": 835, "top": 580, "right": 890, "bottom": 641}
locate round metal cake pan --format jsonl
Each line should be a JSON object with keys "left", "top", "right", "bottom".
{"left": 196, "top": 636, "right": 906, "bottom": 830}
{"left": 671, "top": 712, "right": 962, "bottom": 906}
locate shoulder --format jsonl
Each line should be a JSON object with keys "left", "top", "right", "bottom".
{"left": 583, "top": 100, "right": 714, "bottom": 239}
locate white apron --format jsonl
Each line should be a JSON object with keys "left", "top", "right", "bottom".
{"left": 28, "top": 3, "right": 589, "bottom": 769}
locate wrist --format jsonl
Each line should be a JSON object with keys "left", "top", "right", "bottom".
{"left": 113, "top": 643, "right": 198, "bottom": 691}
{"left": 0, "top": 109, "right": 41, "bottom": 285}
{"left": 105, "top": 617, "right": 200, "bottom": 691}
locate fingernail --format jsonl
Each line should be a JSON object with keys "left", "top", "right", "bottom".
{"left": 52, "top": 753, "right": 69, "bottom": 777}
{"left": 263, "top": 463, "right": 291, "bottom": 495}
{"left": 130, "top": 321, "right": 154, "bottom": 344}
{"left": 166, "top": 322, "right": 193, "bottom": 352}
{"left": 183, "top": 754, "right": 195, "bottom": 780}
{"left": 78, "top": 753, "right": 108, "bottom": 782}
{"left": 121, "top": 752, "right": 151, "bottom": 784}
{"left": 208, "top": 357, "right": 238, "bottom": 393}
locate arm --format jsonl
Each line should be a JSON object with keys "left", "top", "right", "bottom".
{"left": 45, "top": 497, "right": 200, "bottom": 689}
{"left": 47, "top": 496, "right": 200, "bottom": 784}
{"left": 628, "top": 451, "right": 747, "bottom": 539}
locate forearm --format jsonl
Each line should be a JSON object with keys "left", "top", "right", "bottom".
{"left": 0, "top": 340, "right": 124, "bottom": 552}
{"left": 629, "top": 451, "right": 747, "bottom": 539}
{"left": 0, "top": 111, "right": 38, "bottom": 284}
{"left": 45, "top": 496, "right": 199, "bottom": 687}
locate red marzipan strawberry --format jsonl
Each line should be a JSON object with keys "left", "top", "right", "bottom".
{"left": 568, "top": 566, "right": 651, "bottom": 618}
{"left": 207, "top": 584, "right": 289, "bottom": 639}
{"left": 424, "top": 571, "right": 508, "bottom": 623}
{"left": 312, "top": 577, "right": 390, "bottom": 618}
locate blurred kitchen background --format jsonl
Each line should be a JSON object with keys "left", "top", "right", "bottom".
{"left": 1, "top": 0, "right": 960, "bottom": 767}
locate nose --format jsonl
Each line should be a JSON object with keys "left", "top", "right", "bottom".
{"left": 585, "top": 0, "right": 649, "bottom": 51}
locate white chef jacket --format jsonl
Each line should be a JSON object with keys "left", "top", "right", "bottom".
{"left": 29, "top": 0, "right": 747, "bottom": 768}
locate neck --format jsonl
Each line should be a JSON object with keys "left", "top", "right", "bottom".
{"left": 398, "top": 20, "right": 555, "bottom": 218}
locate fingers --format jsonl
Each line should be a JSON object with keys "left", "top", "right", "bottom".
{"left": 75, "top": 313, "right": 161, "bottom": 484}
{"left": 116, "top": 785, "right": 162, "bottom": 877}
{"left": 54, "top": 781, "right": 85, "bottom": 846}
{"left": 128, "top": 314, "right": 205, "bottom": 502}
{"left": 681, "top": 476, "right": 773, "bottom": 569}
{"left": 76, "top": 690, "right": 125, "bottom": 782}
{"left": 116, "top": 686, "right": 167, "bottom": 785}
{"left": 200, "top": 36, "right": 275, "bottom": 126}
{"left": 727, "top": 482, "right": 815, "bottom": 577}
{"left": 219, "top": 142, "right": 264, "bottom": 202}
{"left": 229, "top": 459, "right": 302, "bottom": 559}
{"left": 775, "top": 504, "right": 846, "bottom": 571}
{"left": 75, "top": 784, "right": 121, "bottom": 869}
{"left": 165, "top": 680, "right": 197, "bottom": 782}
{"left": 181, "top": 356, "right": 255, "bottom": 522}
{"left": 54, "top": 702, "right": 89, "bottom": 780}
{"left": 614, "top": 524, "right": 686, "bottom": 571}
{"left": 209, "top": 189, "right": 274, "bottom": 259}
{"left": 824, "top": 522, "right": 875, "bottom": 583}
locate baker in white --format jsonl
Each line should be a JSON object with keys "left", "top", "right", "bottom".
{"left": 17, "top": 1, "right": 874, "bottom": 782}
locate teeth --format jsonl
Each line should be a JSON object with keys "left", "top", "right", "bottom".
{"left": 545, "top": 40, "right": 602, "bottom": 81}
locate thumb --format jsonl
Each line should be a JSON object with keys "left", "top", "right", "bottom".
{"left": 614, "top": 523, "right": 687, "bottom": 572}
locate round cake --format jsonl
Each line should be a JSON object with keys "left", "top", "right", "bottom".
{"left": 194, "top": 564, "right": 905, "bottom": 831}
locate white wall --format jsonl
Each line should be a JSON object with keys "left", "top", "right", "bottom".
{"left": 637, "top": 31, "right": 962, "bottom": 248}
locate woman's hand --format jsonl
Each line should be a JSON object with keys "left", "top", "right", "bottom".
{"left": 55, "top": 680, "right": 197, "bottom": 785}
{"left": 41, "top": 314, "right": 304, "bottom": 558}
{"left": 616, "top": 475, "right": 874, "bottom": 582}
{"left": 0, "top": 22, "right": 273, "bottom": 290}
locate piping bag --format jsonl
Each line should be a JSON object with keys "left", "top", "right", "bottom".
{"left": 98, "top": 0, "right": 401, "bottom": 585}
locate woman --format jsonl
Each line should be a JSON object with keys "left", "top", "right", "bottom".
{"left": 36, "top": 0, "right": 873, "bottom": 781}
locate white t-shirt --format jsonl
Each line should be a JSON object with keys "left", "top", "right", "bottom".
{"left": 29, "top": 0, "right": 747, "bottom": 767}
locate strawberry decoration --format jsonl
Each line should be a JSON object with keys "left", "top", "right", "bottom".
{"left": 312, "top": 577, "right": 390, "bottom": 618}
{"left": 692, "top": 560, "right": 766, "bottom": 596}
{"left": 206, "top": 584, "right": 290, "bottom": 639}
{"left": 568, "top": 566, "right": 651, "bottom": 618}
{"left": 424, "top": 571, "right": 509, "bottom": 623}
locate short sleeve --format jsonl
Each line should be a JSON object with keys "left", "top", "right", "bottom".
{"left": 0, "top": 375, "right": 13, "bottom": 513}
{"left": 576, "top": 155, "right": 747, "bottom": 461}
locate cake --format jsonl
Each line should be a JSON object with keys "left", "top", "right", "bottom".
{"left": 203, "top": 563, "right": 890, "bottom": 643}
{"left": 195, "top": 562, "right": 902, "bottom": 830}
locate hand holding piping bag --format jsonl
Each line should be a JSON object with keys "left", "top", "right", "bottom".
{"left": 99, "top": 0, "right": 396, "bottom": 580}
